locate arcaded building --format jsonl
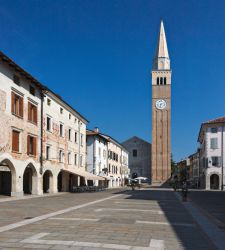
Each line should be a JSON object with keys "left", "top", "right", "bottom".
{"left": 0, "top": 51, "right": 103, "bottom": 197}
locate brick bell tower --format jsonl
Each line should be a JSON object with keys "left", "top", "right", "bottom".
{"left": 151, "top": 20, "right": 171, "bottom": 184}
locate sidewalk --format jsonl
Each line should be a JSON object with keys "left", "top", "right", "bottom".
{"left": 0, "top": 192, "right": 67, "bottom": 203}
{"left": 175, "top": 191, "right": 225, "bottom": 250}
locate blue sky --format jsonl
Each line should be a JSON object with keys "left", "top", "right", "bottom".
{"left": 1, "top": 0, "right": 225, "bottom": 161}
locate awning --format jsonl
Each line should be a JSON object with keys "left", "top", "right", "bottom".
{"left": 63, "top": 168, "right": 106, "bottom": 181}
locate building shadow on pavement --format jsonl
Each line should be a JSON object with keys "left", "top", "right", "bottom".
{"left": 112, "top": 189, "right": 216, "bottom": 250}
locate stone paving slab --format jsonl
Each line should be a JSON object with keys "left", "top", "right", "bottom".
{"left": 0, "top": 189, "right": 218, "bottom": 249}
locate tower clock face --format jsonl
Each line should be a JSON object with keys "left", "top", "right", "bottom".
{"left": 155, "top": 99, "right": 166, "bottom": 110}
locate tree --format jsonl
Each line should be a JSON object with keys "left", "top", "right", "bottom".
{"left": 171, "top": 154, "right": 178, "bottom": 175}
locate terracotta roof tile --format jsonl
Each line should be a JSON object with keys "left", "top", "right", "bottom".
{"left": 204, "top": 116, "right": 225, "bottom": 124}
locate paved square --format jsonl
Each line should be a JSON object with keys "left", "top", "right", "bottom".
{"left": 0, "top": 189, "right": 217, "bottom": 249}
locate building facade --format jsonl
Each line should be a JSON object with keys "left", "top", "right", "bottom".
{"left": 42, "top": 91, "right": 89, "bottom": 193}
{"left": 151, "top": 21, "right": 171, "bottom": 184}
{"left": 86, "top": 128, "right": 129, "bottom": 188}
{"left": 86, "top": 128, "right": 109, "bottom": 186}
{"left": 188, "top": 151, "right": 200, "bottom": 188}
{"left": 198, "top": 117, "right": 225, "bottom": 190}
{"left": 0, "top": 51, "right": 104, "bottom": 197}
{"left": 122, "top": 136, "right": 151, "bottom": 180}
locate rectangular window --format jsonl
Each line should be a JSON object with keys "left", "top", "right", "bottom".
{"left": 108, "top": 164, "right": 111, "bottom": 173}
{"left": 46, "top": 116, "right": 51, "bottom": 131}
{"left": 211, "top": 127, "right": 217, "bottom": 133}
{"left": 68, "top": 152, "right": 71, "bottom": 164}
{"left": 74, "top": 154, "right": 77, "bottom": 165}
{"left": 69, "top": 114, "right": 71, "bottom": 119}
{"left": 212, "top": 157, "right": 219, "bottom": 167}
{"left": 60, "top": 107, "right": 63, "bottom": 114}
{"left": 29, "top": 86, "right": 35, "bottom": 96}
{"left": 46, "top": 145, "right": 50, "bottom": 160}
{"left": 60, "top": 124, "right": 64, "bottom": 137}
{"left": 11, "top": 92, "right": 23, "bottom": 118}
{"left": 28, "top": 102, "right": 37, "bottom": 124}
{"left": 133, "top": 149, "right": 137, "bottom": 157}
{"left": 27, "top": 135, "right": 36, "bottom": 156}
{"left": 68, "top": 129, "right": 71, "bottom": 141}
{"left": 47, "top": 98, "right": 51, "bottom": 106}
{"left": 12, "top": 130, "right": 20, "bottom": 152}
{"left": 75, "top": 132, "right": 77, "bottom": 143}
{"left": 59, "top": 149, "right": 64, "bottom": 163}
{"left": 81, "top": 134, "right": 83, "bottom": 146}
{"left": 210, "top": 138, "right": 218, "bottom": 149}
{"left": 13, "top": 75, "right": 20, "bottom": 85}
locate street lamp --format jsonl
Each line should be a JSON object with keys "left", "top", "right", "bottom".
{"left": 221, "top": 126, "right": 224, "bottom": 191}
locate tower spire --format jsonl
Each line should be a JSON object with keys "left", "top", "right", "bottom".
{"left": 153, "top": 20, "right": 170, "bottom": 70}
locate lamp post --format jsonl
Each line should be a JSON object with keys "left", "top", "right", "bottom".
{"left": 221, "top": 126, "right": 224, "bottom": 191}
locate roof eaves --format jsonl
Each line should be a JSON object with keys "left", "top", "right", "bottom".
{"left": 0, "top": 51, "right": 89, "bottom": 124}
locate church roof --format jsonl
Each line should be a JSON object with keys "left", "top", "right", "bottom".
{"left": 122, "top": 136, "right": 151, "bottom": 146}
{"left": 154, "top": 20, "right": 169, "bottom": 59}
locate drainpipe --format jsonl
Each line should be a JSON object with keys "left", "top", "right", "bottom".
{"left": 93, "top": 136, "right": 96, "bottom": 174}
{"left": 40, "top": 90, "right": 44, "bottom": 175}
{"left": 221, "top": 126, "right": 224, "bottom": 190}
{"left": 78, "top": 121, "right": 81, "bottom": 168}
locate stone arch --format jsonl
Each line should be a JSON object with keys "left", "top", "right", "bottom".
{"left": 210, "top": 174, "right": 220, "bottom": 190}
{"left": 0, "top": 159, "right": 16, "bottom": 196}
{"left": 23, "top": 163, "right": 38, "bottom": 195}
{"left": 43, "top": 170, "right": 53, "bottom": 193}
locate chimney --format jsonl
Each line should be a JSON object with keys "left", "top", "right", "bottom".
{"left": 94, "top": 127, "right": 99, "bottom": 133}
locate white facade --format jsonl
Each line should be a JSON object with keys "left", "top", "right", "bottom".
{"left": 198, "top": 121, "right": 225, "bottom": 190}
{"left": 86, "top": 130, "right": 108, "bottom": 186}
{"left": 86, "top": 129, "right": 129, "bottom": 188}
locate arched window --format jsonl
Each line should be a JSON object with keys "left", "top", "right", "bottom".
{"left": 160, "top": 77, "right": 163, "bottom": 85}
{"left": 157, "top": 77, "right": 159, "bottom": 85}
{"left": 164, "top": 77, "right": 167, "bottom": 85}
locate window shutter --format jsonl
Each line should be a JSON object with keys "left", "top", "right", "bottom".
{"left": 210, "top": 138, "right": 218, "bottom": 149}
{"left": 28, "top": 102, "right": 31, "bottom": 121}
{"left": 27, "top": 135, "right": 30, "bottom": 155}
{"left": 33, "top": 137, "right": 37, "bottom": 156}
{"left": 34, "top": 106, "right": 37, "bottom": 124}
{"left": 19, "top": 97, "right": 23, "bottom": 117}
{"left": 12, "top": 131, "right": 16, "bottom": 151}
{"left": 15, "top": 131, "right": 19, "bottom": 152}
{"left": 11, "top": 92, "right": 15, "bottom": 113}
{"left": 12, "top": 130, "right": 19, "bottom": 152}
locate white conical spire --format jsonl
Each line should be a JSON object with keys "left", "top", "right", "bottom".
{"left": 153, "top": 20, "right": 170, "bottom": 70}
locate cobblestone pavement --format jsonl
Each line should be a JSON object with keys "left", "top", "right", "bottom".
{"left": 0, "top": 189, "right": 217, "bottom": 249}
{"left": 189, "top": 190, "right": 225, "bottom": 232}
